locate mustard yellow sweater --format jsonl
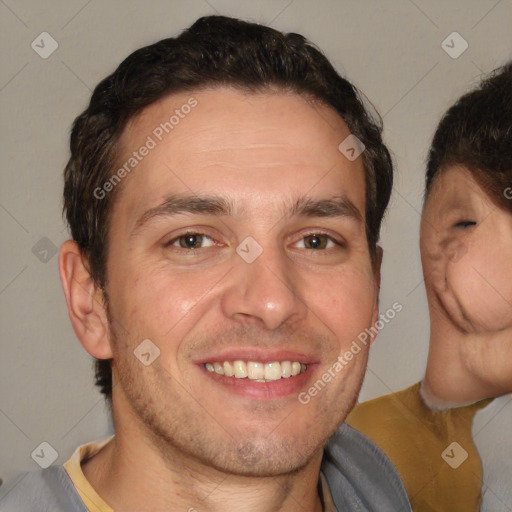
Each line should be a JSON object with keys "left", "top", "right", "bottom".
{"left": 347, "top": 382, "right": 492, "bottom": 512}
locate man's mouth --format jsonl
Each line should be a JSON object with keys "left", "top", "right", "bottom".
{"left": 204, "top": 360, "right": 307, "bottom": 382}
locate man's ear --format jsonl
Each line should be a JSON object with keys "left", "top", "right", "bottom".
{"left": 58, "top": 240, "right": 113, "bottom": 359}
{"left": 370, "top": 245, "right": 383, "bottom": 345}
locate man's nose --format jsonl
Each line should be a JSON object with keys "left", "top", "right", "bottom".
{"left": 220, "top": 244, "right": 308, "bottom": 331}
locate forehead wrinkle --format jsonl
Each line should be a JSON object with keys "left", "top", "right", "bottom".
{"left": 192, "top": 162, "right": 323, "bottom": 170}
{"left": 193, "top": 142, "right": 297, "bottom": 153}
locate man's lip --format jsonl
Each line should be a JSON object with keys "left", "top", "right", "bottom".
{"left": 194, "top": 349, "right": 317, "bottom": 365}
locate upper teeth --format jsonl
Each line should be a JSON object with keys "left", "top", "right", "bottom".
{"left": 205, "top": 361, "right": 307, "bottom": 381}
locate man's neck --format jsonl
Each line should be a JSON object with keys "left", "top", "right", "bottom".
{"left": 422, "top": 310, "right": 512, "bottom": 408}
{"left": 81, "top": 419, "right": 324, "bottom": 512}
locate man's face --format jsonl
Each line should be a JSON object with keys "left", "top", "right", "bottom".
{"left": 421, "top": 166, "right": 512, "bottom": 385}
{"left": 103, "top": 87, "right": 379, "bottom": 476}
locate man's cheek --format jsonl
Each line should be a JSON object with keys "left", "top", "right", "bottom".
{"left": 298, "top": 348, "right": 366, "bottom": 415}
{"left": 127, "top": 274, "right": 203, "bottom": 328}
{"left": 320, "top": 300, "right": 376, "bottom": 350}
{"left": 328, "top": 267, "right": 375, "bottom": 303}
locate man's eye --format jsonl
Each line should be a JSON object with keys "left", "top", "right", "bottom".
{"left": 453, "top": 220, "right": 477, "bottom": 229}
{"left": 167, "top": 233, "right": 215, "bottom": 249}
{"left": 294, "top": 233, "right": 337, "bottom": 250}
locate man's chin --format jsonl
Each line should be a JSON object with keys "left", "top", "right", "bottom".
{"left": 194, "top": 438, "right": 322, "bottom": 477}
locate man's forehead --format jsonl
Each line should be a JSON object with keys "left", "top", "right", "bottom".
{"left": 110, "top": 87, "right": 366, "bottom": 228}
{"left": 119, "top": 86, "right": 350, "bottom": 155}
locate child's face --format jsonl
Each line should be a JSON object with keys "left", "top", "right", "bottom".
{"left": 420, "top": 165, "right": 512, "bottom": 388}
{"left": 421, "top": 165, "right": 512, "bottom": 333}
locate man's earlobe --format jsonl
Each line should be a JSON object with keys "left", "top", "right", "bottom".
{"left": 58, "top": 240, "right": 113, "bottom": 359}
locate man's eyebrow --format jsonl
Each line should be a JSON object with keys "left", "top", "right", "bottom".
{"left": 289, "top": 195, "right": 363, "bottom": 222}
{"left": 132, "top": 195, "right": 234, "bottom": 235}
{"left": 131, "top": 193, "right": 363, "bottom": 236}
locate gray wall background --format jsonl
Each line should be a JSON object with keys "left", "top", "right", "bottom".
{"left": 1, "top": 0, "right": 511, "bottom": 494}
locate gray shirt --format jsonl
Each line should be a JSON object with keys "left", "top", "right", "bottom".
{"left": 0, "top": 423, "right": 411, "bottom": 511}
{"left": 472, "top": 394, "right": 512, "bottom": 511}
